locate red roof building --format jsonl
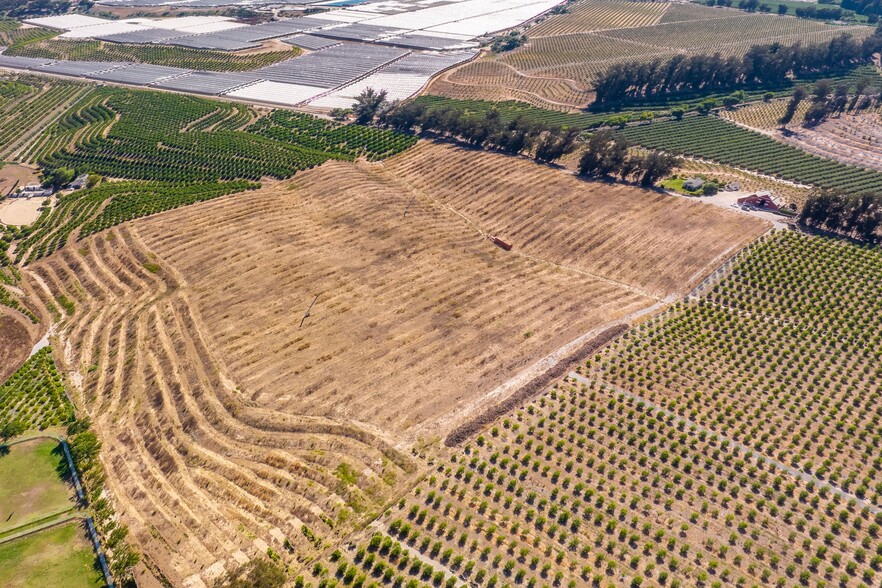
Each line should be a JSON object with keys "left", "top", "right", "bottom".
{"left": 737, "top": 191, "right": 780, "bottom": 211}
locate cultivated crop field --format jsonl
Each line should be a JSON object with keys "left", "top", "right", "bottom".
{"left": 774, "top": 111, "right": 882, "bottom": 173}
{"left": 5, "top": 38, "right": 299, "bottom": 72}
{"left": 20, "top": 140, "right": 766, "bottom": 586}
{"left": 528, "top": 0, "right": 669, "bottom": 37}
{"left": 619, "top": 115, "right": 882, "bottom": 192}
{"left": 304, "top": 230, "right": 882, "bottom": 588}
{"left": 429, "top": 2, "right": 876, "bottom": 110}
{"left": 0, "top": 76, "right": 91, "bottom": 161}
{"left": 720, "top": 100, "right": 811, "bottom": 130}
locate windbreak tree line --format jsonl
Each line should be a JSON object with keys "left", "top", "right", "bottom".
{"left": 781, "top": 78, "right": 882, "bottom": 126}
{"left": 593, "top": 29, "right": 882, "bottom": 107}
{"left": 577, "top": 129, "right": 680, "bottom": 187}
{"left": 800, "top": 190, "right": 882, "bottom": 242}
{"left": 383, "top": 99, "right": 581, "bottom": 163}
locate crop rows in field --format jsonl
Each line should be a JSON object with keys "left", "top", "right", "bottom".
{"left": 16, "top": 180, "right": 257, "bottom": 263}
{"left": 602, "top": 13, "right": 863, "bottom": 51}
{"left": 618, "top": 115, "right": 882, "bottom": 192}
{"left": 6, "top": 38, "right": 299, "bottom": 72}
{"left": 427, "top": 60, "right": 592, "bottom": 112}
{"left": 21, "top": 87, "right": 115, "bottom": 165}
{"left": 589, "top": 230, "right": 882, "bottom": 509}
{"left": 0, "top": 77, "right": 90, "bottom": 160}
{"left": 0, "top": 24, "right": 56, "bottom": 48}
{"left": 528, "top": 0, "right": 669, "bottom": 37}
{"left": 247, "top": 110, "right": 418, "bottom": 161}
{"left": 0, "top": 347, "right": 74, "bottom": 430}
{"left": 313, "top": 366, "right": 882, "bottom": 587}
{"left": 430, "top": 6, "right": 874, "bottom": 111}
{"left": 719, "top": 100, "right": 810, "bottom": 130}
{"left": 775, "top": 112, "right": 882, "bottom": 173}
{"left": 27, "top": 225, "right": 417, "bottom": 586}
{"left": 411, "top": 95, "right": 609, "bottom": 129}
{"left": 500, "top": 33, "right": 671, "bottom": 88}
{"left": 301, "top": 233, "right": 882, "bottom": 588}
{"left": 657, "top": 2, "right": 738, "bottom": 24}
{"left": 38, "top": 88, "right": 415, "bottom": 182}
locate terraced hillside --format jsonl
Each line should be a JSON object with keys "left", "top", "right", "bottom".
{"left": 22, "top": 142, "right": 768, "bottom": 585}
{"left": 429, "top": 1, "right": 875, "bottom": 110}
{"left": 383, "top": 142, "right": 768, "bottom": 299}
{"left": 307, "top": 230, "right": 882, "bottom": 588}
{"left": 25, "top": 223, "right": 418, "bottom": 587}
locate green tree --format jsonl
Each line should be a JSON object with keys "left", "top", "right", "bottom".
{"left": 352, "top": 88, "right": 388, "bottom": 125}
{"left": 0, "top": 420, "right": 27, "bottom": 443}
{"left": 215, "top": 558, "right": 286, "bottom": 588}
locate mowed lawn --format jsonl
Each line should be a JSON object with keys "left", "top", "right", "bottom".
{"left": 0, "top": 438, "right": 74, "bottom": 534}
{"left": 0, "top": 521, "right": 104, "bottom": 588}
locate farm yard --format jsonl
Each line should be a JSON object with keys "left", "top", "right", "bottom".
{"left": 1, "top": 0, "right": 881, "bottom": 585}
{"left": 302, "top": 230, "right": 882, "bottom": 588}
{"left": 15, "top": 139, "right": 768, "bottom": 586}
{"left": 428, "top": 1, "right": 878, "bottom": 110}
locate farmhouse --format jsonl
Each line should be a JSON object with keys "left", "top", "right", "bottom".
{"left": 683, "top": 177, "right": 704, "bottom": 191}
{"left": 738, "top": 191, "right": 780, "bottom": 211}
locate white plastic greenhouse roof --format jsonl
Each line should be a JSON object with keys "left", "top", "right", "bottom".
{"left": 24, "top": 14, "right": 109, "bottom": 30}
{"left": 225, "top": 81, "right": 329, "bottom": 106}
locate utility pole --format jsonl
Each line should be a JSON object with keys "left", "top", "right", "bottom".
{"left": 299, "top": 294, "right": 319, "bottom": 328}
{"left": 403, "top": 193, "right": 417, "bottom": 217}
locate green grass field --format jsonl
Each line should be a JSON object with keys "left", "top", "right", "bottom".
{"left": 0, "top": 522, "right": 104, "bottom": 588}
{"left": 0, "top": 438, "right": 74, "bottom": 534}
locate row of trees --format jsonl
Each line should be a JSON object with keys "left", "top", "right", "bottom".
{"left": 380, "top": 100, "right": 580, "bottom": 163}
{"left": 593, "top": 31, "right": 881, "bottom": 107}
{"left": 357, "top": 93, "right": 680, "bottom": 185}
{"left": 799, "top": 190, "right": 882, "bottom": 242}
{"left": 577, "top": 130, "right": 680, "bottom": 187}
{"left": 780, "top": 77, "right": 881, "bottom": 126}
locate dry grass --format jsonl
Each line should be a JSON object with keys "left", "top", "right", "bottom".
{"left": 383, "top": 143, "right": 769, "bottom": 298}
{"left": 25, "top": 142, "right": 767, "bottom": 585}
{"left": 425, "top": 59, "right": 592, "bottom": 112}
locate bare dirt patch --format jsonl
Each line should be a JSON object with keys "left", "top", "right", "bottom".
{"left": 0, "top": 197, "right": 47, "bottom": 226}
{"left": 0, "top": 164, "right": 39, "bottom": 197}
{"left": 0, "top": 311, "right": 34, "bottom": 384}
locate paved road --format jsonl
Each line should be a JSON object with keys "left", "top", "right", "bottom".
{"left": 567, "top": 372, "right": 881, "bottom": 515}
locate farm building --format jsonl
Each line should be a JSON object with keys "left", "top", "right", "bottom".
{"left": 737, "top": 191, "right": 780, "bottom": 211}
{"left": 683, "top": 178, "right": 704, "bottom": 191}
{"left": 69, "top": 174, "right": 89, "bottom": 190}
{"left": 13, "top": 184, "right": 53, "bottom": 198}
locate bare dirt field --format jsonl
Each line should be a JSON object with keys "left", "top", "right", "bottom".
{"left": 0, "top": 197, "right": 46, "bottom": 226}
{"left": 0, "top": 164, "right": 39, "bottom": 197}
{"left": 23, "top": 142, "right": 767, "bottom": 586}
{"left": 0, "top": 311, "right": 36, "bottom": 383}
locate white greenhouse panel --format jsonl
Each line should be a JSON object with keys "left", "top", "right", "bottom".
{"left": 225, "top": 81, "right": 328, "bottom": 106}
